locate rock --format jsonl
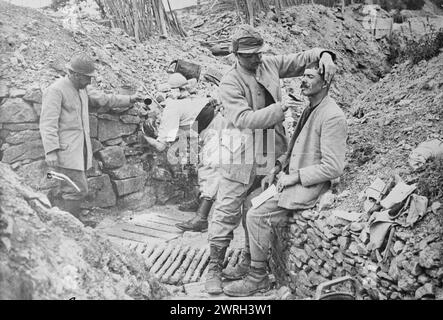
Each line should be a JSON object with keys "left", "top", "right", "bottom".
{"left": 418, "top": 243, "right": 442, "bottom": 269}
{"left": 1, "top": 237, "right": 12, "bottom": 252}
{"left": 83, "top": 174, "right": 116, "bottom": 208}
{"left": 109, "top": 163, "right": 145, "bottom": 180}
{"left": 2, "top": 123, "right": 39, "bottom": 131}
{"left": 97, "top": 116, "right": 137, "bottom": 142}
{"left": 23, "top": 90, "right": 42, "bottom": 104}
{"left": 5, "top": 130, "right": 40, "bottom": 145}
{"left": 295, "top": 270, "right": 311, "bottom": 288}
{"left": 417, "top": 274, "right": 430, "bottom": 285}
{"left": 306, "top": 229, "right": 323, "bottom": 248}
{"left": 291, "top": 247, "right": 309, "bottom": 263}
{"left": 337, "top": 236, "right": 350, "bottom": 251}
{"left": 91, "top": 138, "right": 104, "bottom": 154}
{"left": 117, "top": 185, "right": 156, "bottom": 210}
{"left": 158, "top": 83, "right": 171, "bottom": 92}
{"left": 112, "top": 174, "right": 147, "bottom": 196}
{"left": 307, "top": 271, "right": 327, "bottom": 286}
{"left": 397, "top": 272, "right": 417, "bottom": 292}
{"left": 2, "top": 140, "right": 45, "bottom": 163}
{"left": 334, "top": 251, "right": 344, "bottom": 264}
{"left": 0, "top": 98, "right": 38, "bottom": 123}
{"left": 350, "top": 222, "right": 364, "bottom": 232}
{"left": 301, "top": 210, "right": 317, "bottom": 220}
{"left": 120, "top": 115, "right": 141, "bottom": 124}
{"left": 15, "top": 160, "right": 57, "bottom": 191}
{"left": 89, "top": 115, "right": 98, "bottom": 139}
{"left": 9, "top": 89, "right": 26, "bottom": 98}
{"left": 318, "top": 190, "right": 335, "bottom": 210}
{"left": 348, "top": 242, "right": 359, "bottom": 255}
{"left": 392, "top": 240, "right": 404, "bottom": 255}
{"left": 0, "top": 84, "right": 9, "bottom": 98}
{"left": 415, "top": 283, "right": 434, "bottom": 299}
{"left": 98, "top": 146, "right": 126, "bottom": 169}
{"left": 356, "top": 243, "right": 369, "bottom": 256}
{"left": 431, "top": 202, "right": 441, "bottom": 214}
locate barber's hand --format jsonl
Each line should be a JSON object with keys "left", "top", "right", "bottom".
{"left": 276, "top": 173, "right": 298, "bottom": 193}
{"left": 130, "top": 93, "right": 144, "bottom": 103}
{"left": 319, "top": 53, "right": 337, "bottom": 85}
{"left": 261, "top": 165, "right": 281, "bottom": 191}
{"left": 45, "top": 151, "right": 58, "bottom": 168}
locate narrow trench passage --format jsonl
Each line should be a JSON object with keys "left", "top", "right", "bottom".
{"left": 94, "top": 204, "right": 273, "bottom": 299}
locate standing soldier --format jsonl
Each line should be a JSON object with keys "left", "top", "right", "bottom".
{"left": 40, "top": 52, "right": 143, "bottom": 219}
{"left": 205, "top": 24, "right": 337, "bottom": 294}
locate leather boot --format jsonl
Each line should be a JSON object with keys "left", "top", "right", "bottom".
{"left": 178, "top": 197, "right": 201, "bottom": 212}
{"left": 205, "top": 245, "right": 227, "bottom": 295}
{"left": 222, "top": 250, "right": 251, "bottom": 280}
{"left": 223, "top": 266, "right": 270, "bottom": 297}
{"left": 176, "top": 198, "right": 212, "bottom": 232}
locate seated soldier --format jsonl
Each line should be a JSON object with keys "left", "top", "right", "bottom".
{"left": 223, "top": 65, "right": 348, "bottom": 297}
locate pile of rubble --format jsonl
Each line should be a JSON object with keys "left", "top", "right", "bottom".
{"left": 270, "top": 174, "right": 442, "bottom": 300}
{"left": 0, "top": 162, "right": 169, "bottom": 299}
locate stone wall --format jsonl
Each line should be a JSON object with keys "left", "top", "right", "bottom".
{"left": 270, "top": 207, "right": 443, "bottom": 300}
{"left": 0, "top": 85, "right": 197, "bottom": 212}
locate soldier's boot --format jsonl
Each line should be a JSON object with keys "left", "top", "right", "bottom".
{"left": 223, "top": 266, "right": 270, "bottom": 297}
{"left": 222, "top": 250, "right": 251, "bottom": 280}
{"left": 175, "top": 198, "right": 212, "bottom": 232}
{"left": 178, "top": 197, "right": 201, "bottom": 212}
{"left": 205, "top": 245, "right": 227, "bottom": 295}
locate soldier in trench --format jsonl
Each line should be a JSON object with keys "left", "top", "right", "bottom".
{"left": 40, "top": 52, "right": 144, "bottom": 219}
{"left": 142, "top": 73, "right": 224, "bottom": 232}
{"left": 204, "top": 24, "right": 339, "bottom": 295}
{"left": 222, "top": 64, "right": 348, "bottom": 297}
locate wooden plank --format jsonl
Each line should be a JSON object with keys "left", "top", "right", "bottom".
{"left": 119, "top": 223, "right": 180, "bottom": 241}
{"left": 134, "top": 221, "right": 182, "bottom": 233}
{"left": 104, "top": 228, "right": 149, "bottom": 243}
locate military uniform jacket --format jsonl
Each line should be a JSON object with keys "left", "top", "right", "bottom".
{"left": 40, "top": 76, "right": 130, "bottom": 171}
{"left": 277, "top": 95, "right": 347, "bottom": 210}
{"left": 218, "top": 48, "right": 327, "bottom": 184}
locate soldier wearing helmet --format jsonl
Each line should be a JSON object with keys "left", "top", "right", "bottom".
{"left": 204, "top": 24, "right": 338, "bottom": 295}
{"left": 40, "top": 52, "right": 144, "bottom": 220}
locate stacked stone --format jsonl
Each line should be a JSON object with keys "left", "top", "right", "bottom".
{"left": 270, "top": 208, "right": 442, "bottom": 300}
{"left": 0, "top": 84, "right": 193, "bottom": 210}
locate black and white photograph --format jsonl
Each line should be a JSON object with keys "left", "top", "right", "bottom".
{"left": 0, "top": 0, "right": 442, "bottom": 307}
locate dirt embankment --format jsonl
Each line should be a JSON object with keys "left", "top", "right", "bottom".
{"left": 0, "top": 163, "right": 169, "bottom": 299}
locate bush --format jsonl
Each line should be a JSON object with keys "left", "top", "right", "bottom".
{"left": 417, "top": 157, "right": 443, "bottom": 202}
{"left": 404, "top": 29, "right": 443, "bottom": 64}
{"left": 430, "top": 0, "right": 443, "bottom": 8}
{"left": 378, "top": 0, "right": 425, "bottom": 11}
{"left": 386, "top": 29, "right": 443, "bottom": 65}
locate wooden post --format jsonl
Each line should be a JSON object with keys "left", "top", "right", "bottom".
{"left": 246, "top": 0, "right": 254, "bottom": 26}
{"left": 275, "top": 0, "right": 282, "bottom": 23}
{"left": 132, "top": 0, "right": 140, "bottom": 42}
{"left": 155, "top": 0, "right": 168, "bottom": 38}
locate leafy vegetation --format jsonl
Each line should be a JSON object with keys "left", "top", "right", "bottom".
{"left": 387, "top": 29, "right": 443, "bottom": 65}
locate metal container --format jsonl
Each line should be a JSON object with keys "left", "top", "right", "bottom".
{"left": 168, "top": 59, "right": 201, "bottom": 81}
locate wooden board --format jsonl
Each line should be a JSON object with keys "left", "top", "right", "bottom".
{"left": 119, "top": 223, "right": 180, "bottom": 241}
{"left": 104, "top": 227, "right": 150, "bottom": 243}
{"left": 133, "top": 221, "right": 182, "bottom": 233}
